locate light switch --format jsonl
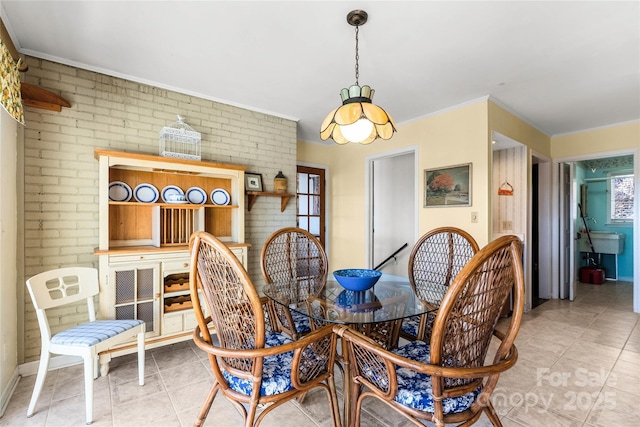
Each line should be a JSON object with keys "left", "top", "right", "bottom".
{"left": 471, "top": 212, "right": 479, "bottom": 223}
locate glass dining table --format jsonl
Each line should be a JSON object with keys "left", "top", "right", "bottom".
{"left": 263, "top": 278, "right": 437, "bottom": 426}
{"left": 263, "top": 279, "right": 436, "bottom": 347}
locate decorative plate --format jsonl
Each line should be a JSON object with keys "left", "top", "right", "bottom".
{"left": 134, "top": 183, "right": 159, "bottom": 203}
{"left": 108, "top": 181, "right": 132, "bottom": 202}
{"left": 211, "top": 188, "right": 230, "bottom": 205}
{"left": 162, "top": 185, "right": 185, "bottom": 203}
{"left": 186, "top": 187, "right": 207, "bottom": 205}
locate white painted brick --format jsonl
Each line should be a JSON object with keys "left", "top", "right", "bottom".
{"left": 25, "top": 230, "right": 60, "bottom": 239}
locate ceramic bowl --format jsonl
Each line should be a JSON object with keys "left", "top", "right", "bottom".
{"left": 333, "top": 269, "right": 382, "bottom": 292}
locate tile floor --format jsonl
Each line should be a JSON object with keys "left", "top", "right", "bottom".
{"left": 1, "top": 281, "right": 639, "bottom": 427}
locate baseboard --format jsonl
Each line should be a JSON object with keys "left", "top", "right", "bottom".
{"left": 18, "top": 355, "right": 82, "bottom": 377}
{"left": 0, "top": 368, "right": 20, "bottom": 417}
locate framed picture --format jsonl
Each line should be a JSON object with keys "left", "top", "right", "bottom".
{"left": 424, "top": 163, "right": 472, "bottom": 207}
{"left": 245, "top": 172, "right": 263, "bottom": 192}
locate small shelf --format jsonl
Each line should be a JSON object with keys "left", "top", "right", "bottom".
{"left": 246, "top": 191, "right": 293, "bottom": 212}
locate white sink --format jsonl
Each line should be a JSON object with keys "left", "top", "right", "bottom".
{"left": 578, "top": 231, "right": 625, "bottom": 254}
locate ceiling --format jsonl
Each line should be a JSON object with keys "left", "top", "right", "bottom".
{"left": 2, "top": 1, "right": 639, "bottom": 145}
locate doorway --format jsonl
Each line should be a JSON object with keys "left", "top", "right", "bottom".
{"left": 492, "top": 132, "right": 553, "bottom": 311}
{"left": 556, "top": 151, "right": 638, "bottom": 312}
{"left": 367, "top": 149, "right": 416, "bottom": 277}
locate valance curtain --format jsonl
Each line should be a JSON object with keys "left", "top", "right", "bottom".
{"left": 0, "top": 38, "right": 24, "bottom": 125}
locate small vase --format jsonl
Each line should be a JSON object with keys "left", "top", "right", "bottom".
{"left": 274, "top": 171, "right": 287, "bottom": 193}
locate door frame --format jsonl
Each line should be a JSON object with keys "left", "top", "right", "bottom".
{"left": 557, "top": 161, "right": 575, "bottom": 300}
{"left": 553, "top": 147, "right": 639, "bottom": 312}
{"left": 531, "top": 150, "right": 553, "bottom": 301}
{"left": 365, "top": 145, "right": 419, "bottom": 272}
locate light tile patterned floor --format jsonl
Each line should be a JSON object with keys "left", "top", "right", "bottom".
{"left": 1, "top": 281, "right": 638, "bottom": 426}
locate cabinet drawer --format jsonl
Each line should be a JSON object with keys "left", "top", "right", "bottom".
{"left": 163, "top": 315, "right": 184, "bottom": 335}
{"left": 184, "top": 311, "right": 198, "bottom": 330}
{"left": 110, "top": 254, "right": 161, "bottom": 263}
{"left": 164, "top": 259, "right": 191, "bottom": 273}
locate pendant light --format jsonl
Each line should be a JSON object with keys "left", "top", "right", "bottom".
{"left": 320, "top": 10, "right": 396, "bottom": 145}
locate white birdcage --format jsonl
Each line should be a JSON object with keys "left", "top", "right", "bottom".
{"left": 159, "top": 115, "right": 201, "bottom": 160}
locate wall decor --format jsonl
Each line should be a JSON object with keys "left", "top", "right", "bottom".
{"left": 498, "top": 181, "right": 514, "bottom": 196}
{"left": 245, "top": 172, "right": 263, "bottom": 192}
{"left": 424, "top": 163, "right": 472, "bottom": 207}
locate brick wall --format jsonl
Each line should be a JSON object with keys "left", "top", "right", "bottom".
{"left": 21, "top": 57, "right": 296, "bottom": 362}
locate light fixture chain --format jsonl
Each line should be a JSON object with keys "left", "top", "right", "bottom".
{"left": 354, "top": 25, "right": 359, "bottom": 86}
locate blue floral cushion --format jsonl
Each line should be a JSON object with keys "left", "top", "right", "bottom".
{"left": 401, "top": 316, "right": 421, "bottom": 338}
{"left": 392, "top": 341, "right": 481, "bottom": 414}
{"left": 222, "top": 333, "right": 297, "bottom": 396}
{"left": 291, "top": 310, "right": 311, "bottom": 334}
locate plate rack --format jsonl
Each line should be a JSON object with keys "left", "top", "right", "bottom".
{"left": 160, "top": 206, "right": 203, "bottom": 246}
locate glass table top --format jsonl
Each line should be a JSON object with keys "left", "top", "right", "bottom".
{"left": 263, "top": 279, "right": 436, "bottom": 325}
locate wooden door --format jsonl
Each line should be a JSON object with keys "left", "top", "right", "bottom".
{"left": 296, "top": 166, "right": 325, "bottom": 247}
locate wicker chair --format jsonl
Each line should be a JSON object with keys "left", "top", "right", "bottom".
{"left": 401, "top": 227, "right": 479, "bottom": 342}
{"left": 189, "top": 231, "right": 341, "bottom": 427}
{"left": 261, "top": 227, "right": 328, "bottom": 339}
{"left": 335, "top": 234, "right": 524, "bottom": 427}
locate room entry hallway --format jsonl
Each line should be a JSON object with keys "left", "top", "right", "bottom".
{"left": 1, "top": 281, "right": 638, "bottom": 427}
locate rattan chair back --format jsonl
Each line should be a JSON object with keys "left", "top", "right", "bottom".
{"left": 432, "top": 235, "right": 522, "bottom": 389}
{"left": 402, "top": 227, "right": 479, "bottom": 341}
{"left": 408, "top": 226, "right": 479, "bottom": 305}
{"left": 261, "top": 227, "right": 328, "bottom": 285}
{"left": 261, "top": 227, "right": 328, "bottom": 338}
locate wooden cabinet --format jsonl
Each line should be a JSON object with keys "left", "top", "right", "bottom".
{"left": 95, "top": 149, "right": 248, "bottom": 362}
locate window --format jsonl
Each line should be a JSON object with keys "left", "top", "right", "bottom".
{"left": 608, "top": 170, "right": 634, "bottom": 223}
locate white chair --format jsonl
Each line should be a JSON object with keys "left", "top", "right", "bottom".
{"left": 26, "top": 267, "right": 145, "bottom": 425}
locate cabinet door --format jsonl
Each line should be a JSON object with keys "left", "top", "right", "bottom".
{"left": 109, "top": 263, "right": 161, "bottom": 337}
{"left": 231, "top": 247, "right": 247, "bottom": 269}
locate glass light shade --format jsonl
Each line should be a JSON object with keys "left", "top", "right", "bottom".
{"left": 320, "top": 85, "right": 396, "bottom": 145}
{"left": 340, "top": 118, "right": 374, "bottom": 143}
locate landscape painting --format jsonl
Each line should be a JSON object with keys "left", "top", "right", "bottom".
{"left": 424, "top": 163, "right": 472, "bottom": 207}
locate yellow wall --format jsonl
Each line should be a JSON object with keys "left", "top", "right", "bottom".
{"left": 409, "top": 102, "right": 491, "bottom": 243}
{"left": 551, "top": 121, "right": 640, "bottom": 158}
{"left": 488, "top": 102, "right": 551, "bottom": 157}
{"left": 298, "top": 100, "right": 492, "bottom": 270}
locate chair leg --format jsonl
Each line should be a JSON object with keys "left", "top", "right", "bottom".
{"left": 195, "top": 382, "right": 219, "bottom": 426}
{"left": 83, "top": 354, "right": 95, "bottom": 425}
{"left": 137, "top": 330, "right": 145, "bottom": 386}
{"left": 327, "top": 377, "right": 342, "bottom": 427}
{"left": 27, "top": 351, "right": 50, "bottom": 417}
{"left": 483, "top": 400, "right": 503, "bottom": 426}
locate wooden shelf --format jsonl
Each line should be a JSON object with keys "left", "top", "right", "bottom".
{"left": 246, "top": 191, "right": 292, "bottom": 212}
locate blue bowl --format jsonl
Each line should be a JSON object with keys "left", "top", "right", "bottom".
{"left": 333, "top": 269, "right": 382, "bottom": 292}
